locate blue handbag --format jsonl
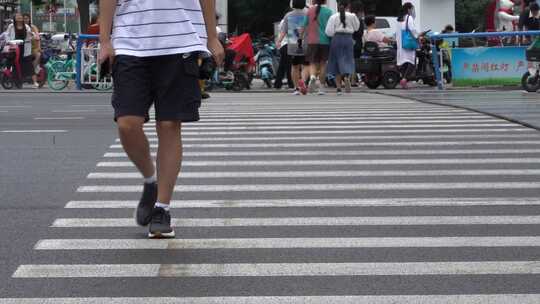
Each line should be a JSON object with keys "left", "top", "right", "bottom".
{"left": 401, "top": 15, "right": 418, "bottom": 50}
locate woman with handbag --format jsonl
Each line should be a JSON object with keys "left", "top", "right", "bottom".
{"left": 396, "top": 2, "right": 418, "bottom": 89}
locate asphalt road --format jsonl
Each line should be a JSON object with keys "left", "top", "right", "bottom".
{"left": 1, "top": 91, "right": 540, "bottom": 303}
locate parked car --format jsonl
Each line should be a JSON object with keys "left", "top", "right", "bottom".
{"left": 375, "top": 17, "right": 398, "bottom": 40}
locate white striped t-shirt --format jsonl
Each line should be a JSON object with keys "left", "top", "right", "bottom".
{"left": 112, "top": 0, "right": 209, "bottom": 57}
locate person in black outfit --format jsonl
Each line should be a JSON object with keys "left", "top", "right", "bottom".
{"left": 274, "top": 19, "right": 294, "bottom": 90}
{"left": 520, "top": 2, "right": 540, "bottom": 31}
{"left": 519, "top": 2, "right": 540, "bottom": 45}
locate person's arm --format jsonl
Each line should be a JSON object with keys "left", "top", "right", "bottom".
{"left": 277, "top": 31, "right": 286, "bottom": 49}
{"left": 352, "top": 14, "right": 360, "bottom": 32}
{"left": 200, "top": 0, "right": 224, "bottom": 65}
{"left": 277, "top": 19, "right": 287, "bottom": 48}
{"left": 325, "top": 15, "right": 336, "bottom": 37}
{"left": 98, "top": 0, "right": 116, "bottom": 64}
{"left": 6, "top": 25, "right": 15, "bottom": 41}
{"left": 408, "top": 16, "right": 419, "bottom": 38}
{"left": 519, "top": 10, "right": 528, "bottom": 31}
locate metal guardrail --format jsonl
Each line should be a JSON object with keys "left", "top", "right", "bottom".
{"left": 75, "top": 34, "right": 98, "bottom": 90}
{"left": 429, "top": 30, "right": 540, "bottom": 90}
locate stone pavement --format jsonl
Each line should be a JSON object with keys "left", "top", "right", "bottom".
{"left": 377, "top": 89, "right": 540, "bottom": 130}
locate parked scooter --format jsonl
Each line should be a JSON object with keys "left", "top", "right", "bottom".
{"left": 1, "top": 40, "right": 46, "bottom": 89}
{"left": 522, "top": 41, "right": 540, "bottom": 92}
{"left": 357, "top": 41, "right": 401, "bottom": 89}
{"left": 413, "top": 30, "right": 437, "bottom": 86}
{"left": 255, "top": 39, "right": 278, "bottom": 88}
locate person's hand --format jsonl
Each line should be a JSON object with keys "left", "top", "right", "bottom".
{"left": 207, "top": 37, "right": 224, "bottom": 66}
{"left": 99, "top": 40, "right": 115, "bottom": 65}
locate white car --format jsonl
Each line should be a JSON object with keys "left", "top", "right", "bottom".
{"left": 374, "top": 17, "right": 398, "bottom": 40}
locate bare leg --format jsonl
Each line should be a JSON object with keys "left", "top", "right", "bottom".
{"left": 155, "top": 120, "right": 183, "bottom": 205}
{"left": 291, "top": 65, "right": 300, "bottom": 88}
{"left": 117, "top": 116, "right": 155, "bottom": 178}
{"left": 318, "top": 61, "right": 328, "bottom": 86}
{"left": 336, "top": 74, "right": 342, "bottom": 90}
{"left": 302, "top": 64, "right": 310, "bottom": 82}
{"left": 309, "top": 63, "right": 318, "bottom": 78}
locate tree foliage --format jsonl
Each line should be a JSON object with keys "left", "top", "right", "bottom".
{"left": 228, "top": 0, "right": 402, "bottom": 36}
{"left": 455, "top": 0, "right": 493, "bottom": 32}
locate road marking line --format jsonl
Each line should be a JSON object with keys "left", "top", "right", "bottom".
{"left": 0, "top": 106, "right": 30, "bottom": 108}
{"left": 168, "top": 129, "right": 532, "bottom": 135}
{"left": 171, "top": 119, "right": 505, "bottom": 126}
{"left": 35, "top": 237, "right": 540, "bottom": 250}
{"left": 96, "top": 158, "right": 540, "bottom": 167}
{"left": 184, "top": 115, "right": 490, "bottom": 121}
{"left": 132, "top": 134, "right": 540, "bottom": 143}
{"left": 13, "top": 261, "right": 540, "bottom": 278}
{"left": 87, "top": 169, "right": 540, "bottom": 179}
{"left": 64, "top": 198, "right": 540, "bottom": 209}
{"left": 52, "top": 110, "right": 96, "bottom": 113}
{"left": 50, "top": 216, "right": 540, "bottom": 228}
{"left": 34, "top": 117, "right": 85, "bottom": 120}
{"left": 77, "top": 182, "right": 540, "bottom": 193}
{"left": 2, "top": 295, "right": 540, "bottom": 304}
{"left": 108, "top": 141, "right": 540, "bottom": 149}
{"left": 1, "top": 130, "right": 67, "bottom": 133}
{"left": 147, "top": 124, "right": 517, "bottom": 131}
{"left": 71, "top": 105, "right": 111, "bottom": 107}
{"left": 102, "top": 149, "right": 540, "bottom": 158}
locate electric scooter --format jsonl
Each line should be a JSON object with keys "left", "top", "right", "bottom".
{"left": 522, "top": 42, "right": 540, "bottom": 92}
{"left": 1, "top": 40, "right": 46, "bottom": 89}
{"left": 255, "top": 39, "right": 278, "bottom": 88}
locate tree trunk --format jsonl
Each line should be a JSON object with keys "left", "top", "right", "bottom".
{"left": 77, "top": 0, "right": 89, "bottom": 32}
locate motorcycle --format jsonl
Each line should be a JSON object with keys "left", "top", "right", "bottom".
{"left": 1, "top": 40, "right": 46, "bottom": 89}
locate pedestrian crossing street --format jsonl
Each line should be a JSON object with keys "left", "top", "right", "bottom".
{"left": 6, "top": 93, "right": 540, "bottom": 302}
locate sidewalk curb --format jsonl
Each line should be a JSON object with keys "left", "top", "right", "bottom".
{"left": 371, "top": 91, "right": 540, "bottom": 132}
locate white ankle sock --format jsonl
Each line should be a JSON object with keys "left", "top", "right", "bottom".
{"left": 143, "top": 175, "right": 156, "bottom": 184}
{"left": 154, "top": 202, "right": 170, "bottom": 211}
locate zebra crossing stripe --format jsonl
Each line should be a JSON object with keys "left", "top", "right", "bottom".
{"left": 77, "top": 182, "right": 540, "bottom": 193}
{"left": 86, "top": 169, "right": 540, "bottom": 179}
{"left": 102, "top": 149, "right": 540, "bottom": 158}
{"left": 96, "top": 158, "right": 540, "bottom": 167}
{"left": 179, "top": 115, "right": 491, "bottom": 121}
{"left": 34, "top": 237, "right": 540, "bottom": 250}
{"left": 12, "top": 261, "right": 540, "bottom": 278}
{"left": 63, "top": 198, "right": 540, "bottom": 209}
{"left": 153, "top": 119, "right": 505, "bottom": 126}
{"left": 122, "top": 134, "right": 540, "bottom": 143}
{"left": 108, "top": 141, "right": 540, "bottom": 149}
{"left": 1, "top": 295, "right": 540, "bottom": 304}
{"left": 172, "top": 129, "right": 532, "bottom": 135}
{"left": 150, "top": 124, "right": 517, "bottom": 131}
{"left": 50, "top": 216, "right": 540, "bottom": 227}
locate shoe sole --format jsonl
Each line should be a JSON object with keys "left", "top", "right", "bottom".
{"left": 148, "top": 230, "right": 176, "bottom": 239}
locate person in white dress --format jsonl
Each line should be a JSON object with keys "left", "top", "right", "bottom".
{"left": 395, "top": 2, "right": 418, "bottom": 89}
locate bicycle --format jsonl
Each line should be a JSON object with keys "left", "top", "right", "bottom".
{"left": 45, "top": 33, "right": 78, "bottom": 91}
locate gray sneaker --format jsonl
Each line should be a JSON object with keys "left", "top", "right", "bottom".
{"left": 148, "top": 207, "right": 175, "bottom": 239}
{"left": 135, "top": 182, "right": 157, "bottom": 226}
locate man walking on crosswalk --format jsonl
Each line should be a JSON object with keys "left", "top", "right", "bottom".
{"left": 99, "top": 0, "right": 224, "bottom": 238}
